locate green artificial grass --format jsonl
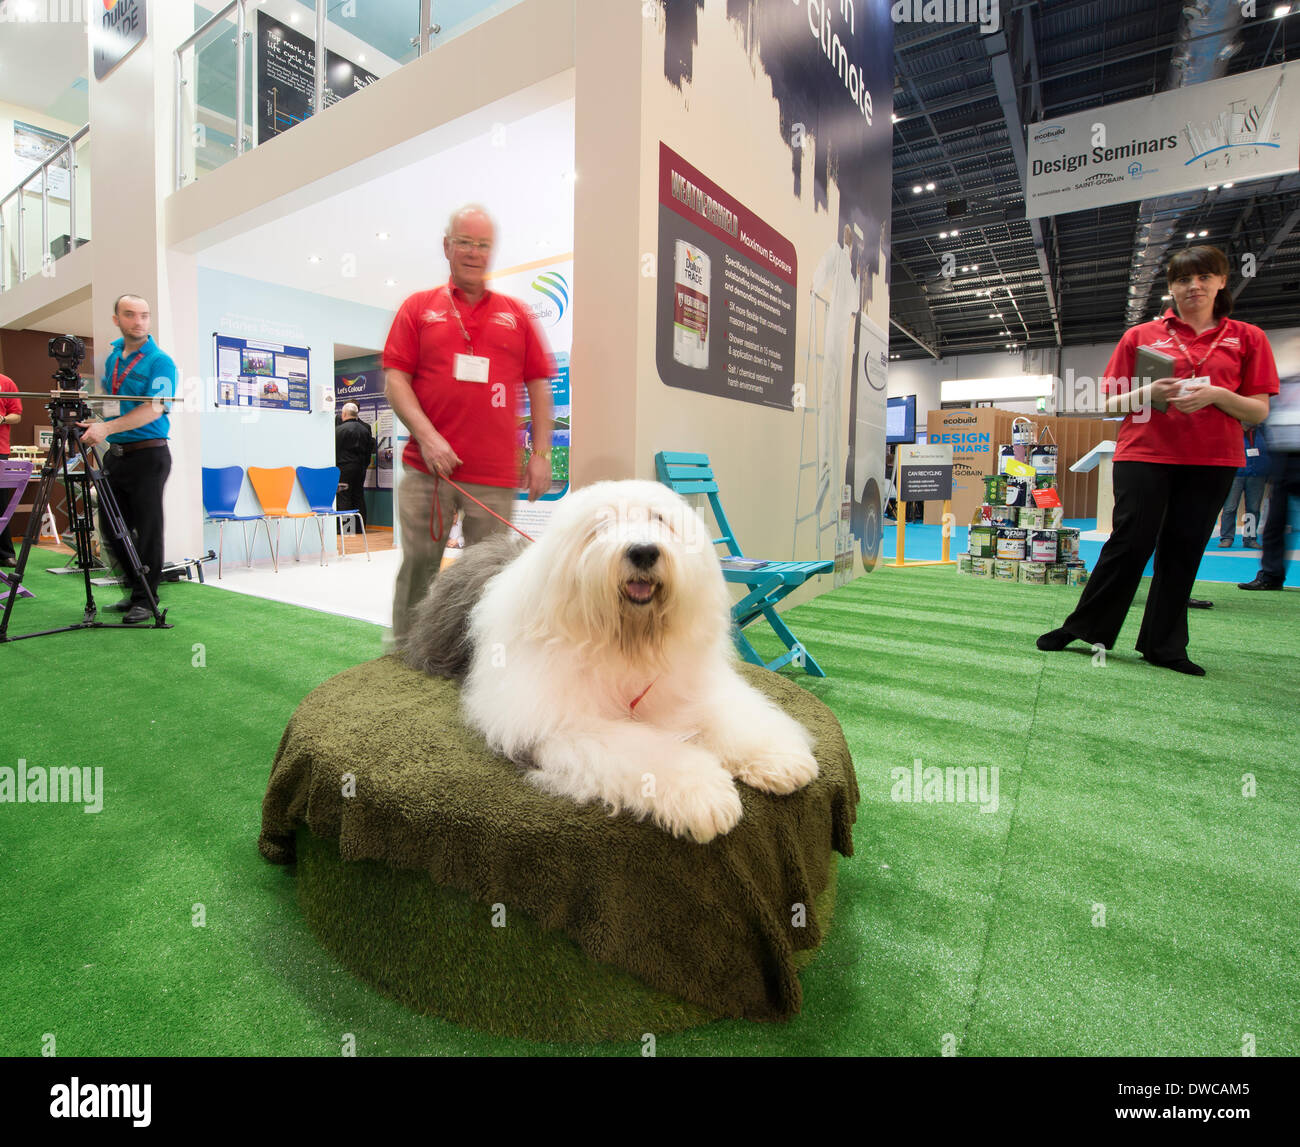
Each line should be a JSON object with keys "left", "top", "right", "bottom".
{"left": 1, "top": 549, "right": 1296, "bottom": 1056}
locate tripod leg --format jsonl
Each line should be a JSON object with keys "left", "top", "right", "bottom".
{"left": 83, "top": 438, "right": 166, "bottom": 624}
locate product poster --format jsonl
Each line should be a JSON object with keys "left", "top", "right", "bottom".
{"left": 655, "top": 143, "right": 797, "bottom": 409}
{"left": 215, "top": 334, "right": 311, "bottom": 412}
{"left": 256, "top": 12, "right": 378, "bottom": 144}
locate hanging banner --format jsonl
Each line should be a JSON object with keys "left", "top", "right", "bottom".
{"left": 256, "top": 11, "right": 378, "bottom": 143}
{"left": 1026, "top": 62, "right": 1300, "bottom": 219}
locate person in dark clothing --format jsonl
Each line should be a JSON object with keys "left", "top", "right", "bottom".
{"left": 335, "top": 402, "right": 374, "bottom": 526}
{"left": 1239, "top": 367, "right": 1300, "bottom": 591}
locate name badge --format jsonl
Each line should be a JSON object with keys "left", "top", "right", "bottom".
{"left": 453, "top": 353, "right": 490, "bottom": 383}
{"left": 1246, "top": 448, "right": 1260, "bottom": 457}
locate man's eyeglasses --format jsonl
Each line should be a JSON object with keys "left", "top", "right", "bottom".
{"left": 450, "top": 237, "right": 493, "bottom": 252}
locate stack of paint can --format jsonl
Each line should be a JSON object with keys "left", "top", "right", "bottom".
{"left": 957, "top": 441, "right": 1089, "bottom": 584}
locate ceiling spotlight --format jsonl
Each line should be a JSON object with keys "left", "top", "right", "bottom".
{"left": 939, "top": 231, "right": 948, "bottom": 239}
{"left": 1273, "top": 4, "right": 1290, "bottom": 17}
{"left": 1199, "top": 229, "right": 1208, "bottom": 237}
{"left": 307, "top": 254, "right": 322, "bottom": 263}
{"left": 376, "top": 231, "right": 390, "bottom": 240}
{"left": 961, "top": 265, "right": 969, "bottom": 272}
{"left": 971, "top": 264, "right": 979, "bottom": 271}
{"left": 1207, "top": 185, "right": 1218, "bottom": 192}
{"left": 1162, "top": 294, "right": 1172, "bottom": 300}
{"left": 384, "top": 278, "right": 397, "bottom": 286}
{"left": 891, "top": 113, "right": 900, "bottom": 123}
{"left": 1223, "top": 181, "right": 1235, "bottom": 188}
{"left": 289, "top": 11, "right": 300, "bottom": 23}
{"left": 951, "top": 229, "right": 959, "bottom": 237}
{"left": 925, "top": 182, "right": 935, "bottom": 191}
{"left": 1186, "top": 232, "right": 1196, "bottom": 239}
{"left": 912, "top": 185, "right": 922, "bottom": 194}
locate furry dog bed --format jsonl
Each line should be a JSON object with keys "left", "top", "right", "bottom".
{"left": 259, "top": 655, "right": 858, "bottom": 1037}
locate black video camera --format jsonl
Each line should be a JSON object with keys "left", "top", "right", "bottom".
{"left": 48, "top": 334, "right": 85, "bottom": 385}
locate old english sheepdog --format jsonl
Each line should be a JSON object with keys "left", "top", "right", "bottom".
{"left": 404, "top": 479, "right": 818, "bottom": 842}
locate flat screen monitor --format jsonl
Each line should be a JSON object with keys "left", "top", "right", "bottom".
{"left": 886, "top": 395, "right": 916, "bottom": 444}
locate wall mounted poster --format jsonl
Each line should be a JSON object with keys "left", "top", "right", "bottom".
{"left": 656, "top": 143, "right": 797, "bottom": 410}
{"left": 256, "top": 11, "right": 378, "bottom": 143}
{"left": 333, "top": 366, "right": 390, "bottom": 489}
{"left": 13, "top": 122, "right": 70, "bottom": 200}
{"left": 215, "top": 334, "right": 311, "bottom": 412}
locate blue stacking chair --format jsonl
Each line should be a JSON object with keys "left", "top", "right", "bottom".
{"left": 295, "top": 466, "right": 369, "bottom": 564}
{"left": 201, "top": 465, "right": 276, "bottom": 578}
{"left": 654, "top": 451, "right": 834, "bottom": 677}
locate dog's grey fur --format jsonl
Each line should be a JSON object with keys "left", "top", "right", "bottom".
{"left": 402, "top": 532, "right": 528, "bottom": 678}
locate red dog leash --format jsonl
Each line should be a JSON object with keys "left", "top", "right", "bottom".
{"left": 429, "top": 472, "right": 537, "bottom": 544}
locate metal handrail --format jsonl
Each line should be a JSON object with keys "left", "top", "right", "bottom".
{"left": 0, "top": 123, "right": 90, "bottom": 292}
{"left": 0, "top": 124, "right": 90, "bottom": 211}
{"left": 174, "top": 0, "right": 247, "bottom": 191}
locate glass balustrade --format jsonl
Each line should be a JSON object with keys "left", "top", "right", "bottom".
{"left": 176, "top": 0, "right": 527, "bottom": 188}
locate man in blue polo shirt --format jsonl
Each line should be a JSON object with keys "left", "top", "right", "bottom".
{"left": 78, "top": 294, "right": 176, "bottom": 623}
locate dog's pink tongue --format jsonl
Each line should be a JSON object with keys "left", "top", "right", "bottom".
{"left": 626, "top": 581, "right": 655, "bottom": 603}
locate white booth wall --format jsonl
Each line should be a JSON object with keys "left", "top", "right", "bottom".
{"left": 197, "top": 267, "right": 394, "bottom": 560}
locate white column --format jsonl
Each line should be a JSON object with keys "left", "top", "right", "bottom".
{"left": 87, "top": 2, "right": 204, "bottom": 563}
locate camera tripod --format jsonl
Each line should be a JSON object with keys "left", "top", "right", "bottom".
{"left": 0, "top": 387, "right": 170, "bottom": 642}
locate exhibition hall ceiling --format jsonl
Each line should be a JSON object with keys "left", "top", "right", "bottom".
{"left": 197, "top": 99, "right": 576, "bottom": 313}
{"left": 890, "top": 0, "right": 1300, "bottom": 360}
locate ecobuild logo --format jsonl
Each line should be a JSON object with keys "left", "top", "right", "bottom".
{"left": 527, "top": 271, "right": 570, "bottom": 328}
{"left": 891, "top": 0, "right": 1000, "bottom": 35}
{"left": 1032, "top": 124, "right": 1067, "bottom": 145}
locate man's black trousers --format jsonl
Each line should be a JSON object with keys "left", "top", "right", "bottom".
{"left": 100, "top": 444, "right": 171, "bottom": 606}
{"left": 337, "top": 464, "right": 367, "bottom": 525}
{"left": 1063, "top": 460, "right": 1235, "bottom": 662}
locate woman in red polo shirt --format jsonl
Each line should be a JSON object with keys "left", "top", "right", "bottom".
{"left": 1038, "top": 246, "right": 1279, "bottom": 675}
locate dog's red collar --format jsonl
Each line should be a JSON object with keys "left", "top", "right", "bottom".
{"left": 628, "top": 678, "right": 656, "bottom": 714}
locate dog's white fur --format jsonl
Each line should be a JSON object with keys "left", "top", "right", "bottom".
{"left": 457, "top": 480, "right": 818, "bottom": 843}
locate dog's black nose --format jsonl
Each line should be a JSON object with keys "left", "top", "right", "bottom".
{"left": 627, "top": 543, "right": 660, "bottom": 569}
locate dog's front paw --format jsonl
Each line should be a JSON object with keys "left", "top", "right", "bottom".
{"left": 733, "top": 745, "right": 819, "bottom": 795}
{"left": 651, "top": 766, "right": 743, "bottom": 844}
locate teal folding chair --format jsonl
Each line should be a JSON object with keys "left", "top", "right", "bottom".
{"left": 655, "top": 450, "right": 833, "bottom": 677}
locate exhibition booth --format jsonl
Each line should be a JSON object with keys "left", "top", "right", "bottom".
{"left": 0, "top": 0, "right": 1295, "bottom": 1071}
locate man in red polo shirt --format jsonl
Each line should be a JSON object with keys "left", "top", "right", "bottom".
{"left": 384, "top": 204, "right": 554, "bottom": 640}
{"left": 0, "top": 372, "right": 22, "bottom": 567}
